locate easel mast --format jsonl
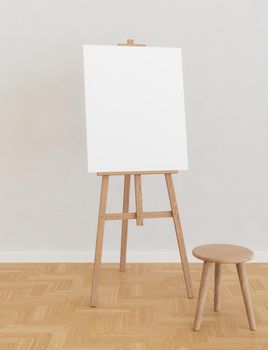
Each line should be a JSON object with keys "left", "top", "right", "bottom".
{"left": 90, "top": 40, "right": 193, "bottom": 307}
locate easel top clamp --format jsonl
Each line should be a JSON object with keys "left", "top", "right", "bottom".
{"left": 90, "top": 40, "right": 193, "bottom": 307}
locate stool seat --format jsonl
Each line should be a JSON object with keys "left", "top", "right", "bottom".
{"left": 192, "top": 244, "right": 254, "bottom": 264}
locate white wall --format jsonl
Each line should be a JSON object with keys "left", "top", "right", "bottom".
{"left": 0, "top": 0, "right": 268, "bottom": 262}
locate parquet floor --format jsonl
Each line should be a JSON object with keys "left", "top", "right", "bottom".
{"left": 0, "top": 263, "right": 267, "bottom": 350}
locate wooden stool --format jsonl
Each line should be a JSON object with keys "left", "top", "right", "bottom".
{"left": 192, "top": 244, "right": 256, "bottom": 331}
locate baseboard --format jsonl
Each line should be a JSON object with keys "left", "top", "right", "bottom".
{"left": 0, "top": 251, "right": 267, "bottom": 263}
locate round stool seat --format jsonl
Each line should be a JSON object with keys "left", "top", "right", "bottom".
{"left": 192, "top": 244, "right": 254, "bottom": 264}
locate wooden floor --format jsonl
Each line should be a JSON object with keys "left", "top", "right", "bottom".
{"left": 0, "top": 263, "right": 267, "bottom": 350}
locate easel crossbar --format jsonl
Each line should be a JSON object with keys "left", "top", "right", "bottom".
{"left": 105, "top": 210, "right": 173, "bottom": 220}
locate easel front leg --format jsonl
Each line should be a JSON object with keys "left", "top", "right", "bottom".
{"left": 120, "top": 175, "right": 131, "bottom": 272}
{"left": 90, "top": 175, "right": 109, "bottom": 307}
{"left": 165, "top": 174, "right": 194, "bottom": 298}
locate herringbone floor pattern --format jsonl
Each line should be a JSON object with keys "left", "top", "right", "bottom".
{"left": 0, "top": 263, "right": 267, "bottom": 349}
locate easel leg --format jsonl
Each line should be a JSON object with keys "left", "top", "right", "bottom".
{"left": 134, "top": 174, "right": 143, "bottom": 226}
{"left": 120, "top": 175, "right": 131, "bottom": 272}
{"left": 165, "top": 174, "right": 194, "bottom": 298}
{"left": 90, "top": 175, "right": 109, "bottom": 307}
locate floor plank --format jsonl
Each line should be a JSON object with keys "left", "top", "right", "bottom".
{"left": 0, "top": 263, "right": 267, "bottom": 349}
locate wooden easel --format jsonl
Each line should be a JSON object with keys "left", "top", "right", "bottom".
{"left": 90, "top": 40, "right": 194, "bottom": 307}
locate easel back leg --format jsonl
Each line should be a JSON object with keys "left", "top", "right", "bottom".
{"left": 134, "top": 174, "right": 143, "bottom": 226}
{"left": 120, "top": 175, "right": 131, "bottom": 272}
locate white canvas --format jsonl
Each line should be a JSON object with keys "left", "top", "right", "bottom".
{"left": 83, "top": 45, "right": 188, "bottom": 172}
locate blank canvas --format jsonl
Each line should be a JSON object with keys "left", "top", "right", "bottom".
{"left": 83, "top": 45, "right": 188, "bottom": 172}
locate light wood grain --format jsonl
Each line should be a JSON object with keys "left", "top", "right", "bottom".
{"left": 193, "top": 261, "right": 213, "bottom": 331}
{"left": 192, "top": 244, "right": 254, "bottom": 264}
{"left": 134, "top": 174, "right": 143, "bottom": 226}
{"left": 92, "top": 171, "right": 192, "bottom": 305}
{"left": 0, "top": 263, "right": 266, "bottom": 349}
{"left": 105, "top": 210, "right": 172, "bottom": 220}
{"left": 192, "top": 244, "right": 256, "bottom": 332}
{"left": 236, "top": 263, "right": 256, "bottom": 331}
{"left": 118, "top": 38, "right": 146, "bottom": 47}
{"left": 120, "top": 175, "right": 131, "bottom": 272}
{"left": 165, "top": 173, "right": 194, "bottom": 299}
{"left": 214, "top": 263, "right": 222, "bottom": 312}
{"left": 90, "top": 175, "right": 109, "bottom": 307}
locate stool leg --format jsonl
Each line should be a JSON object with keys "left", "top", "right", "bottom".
{"left": 236, "top": 263, "right": 256, "bottom": 330}
{"left": 90, "top": 175, "right": 109, "bottom": 307}
{"left": 193, "top": 261, "right": 213, "bottom": 331}
{"left": 214, "top": 263, "right": 222, "bottom": 312}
